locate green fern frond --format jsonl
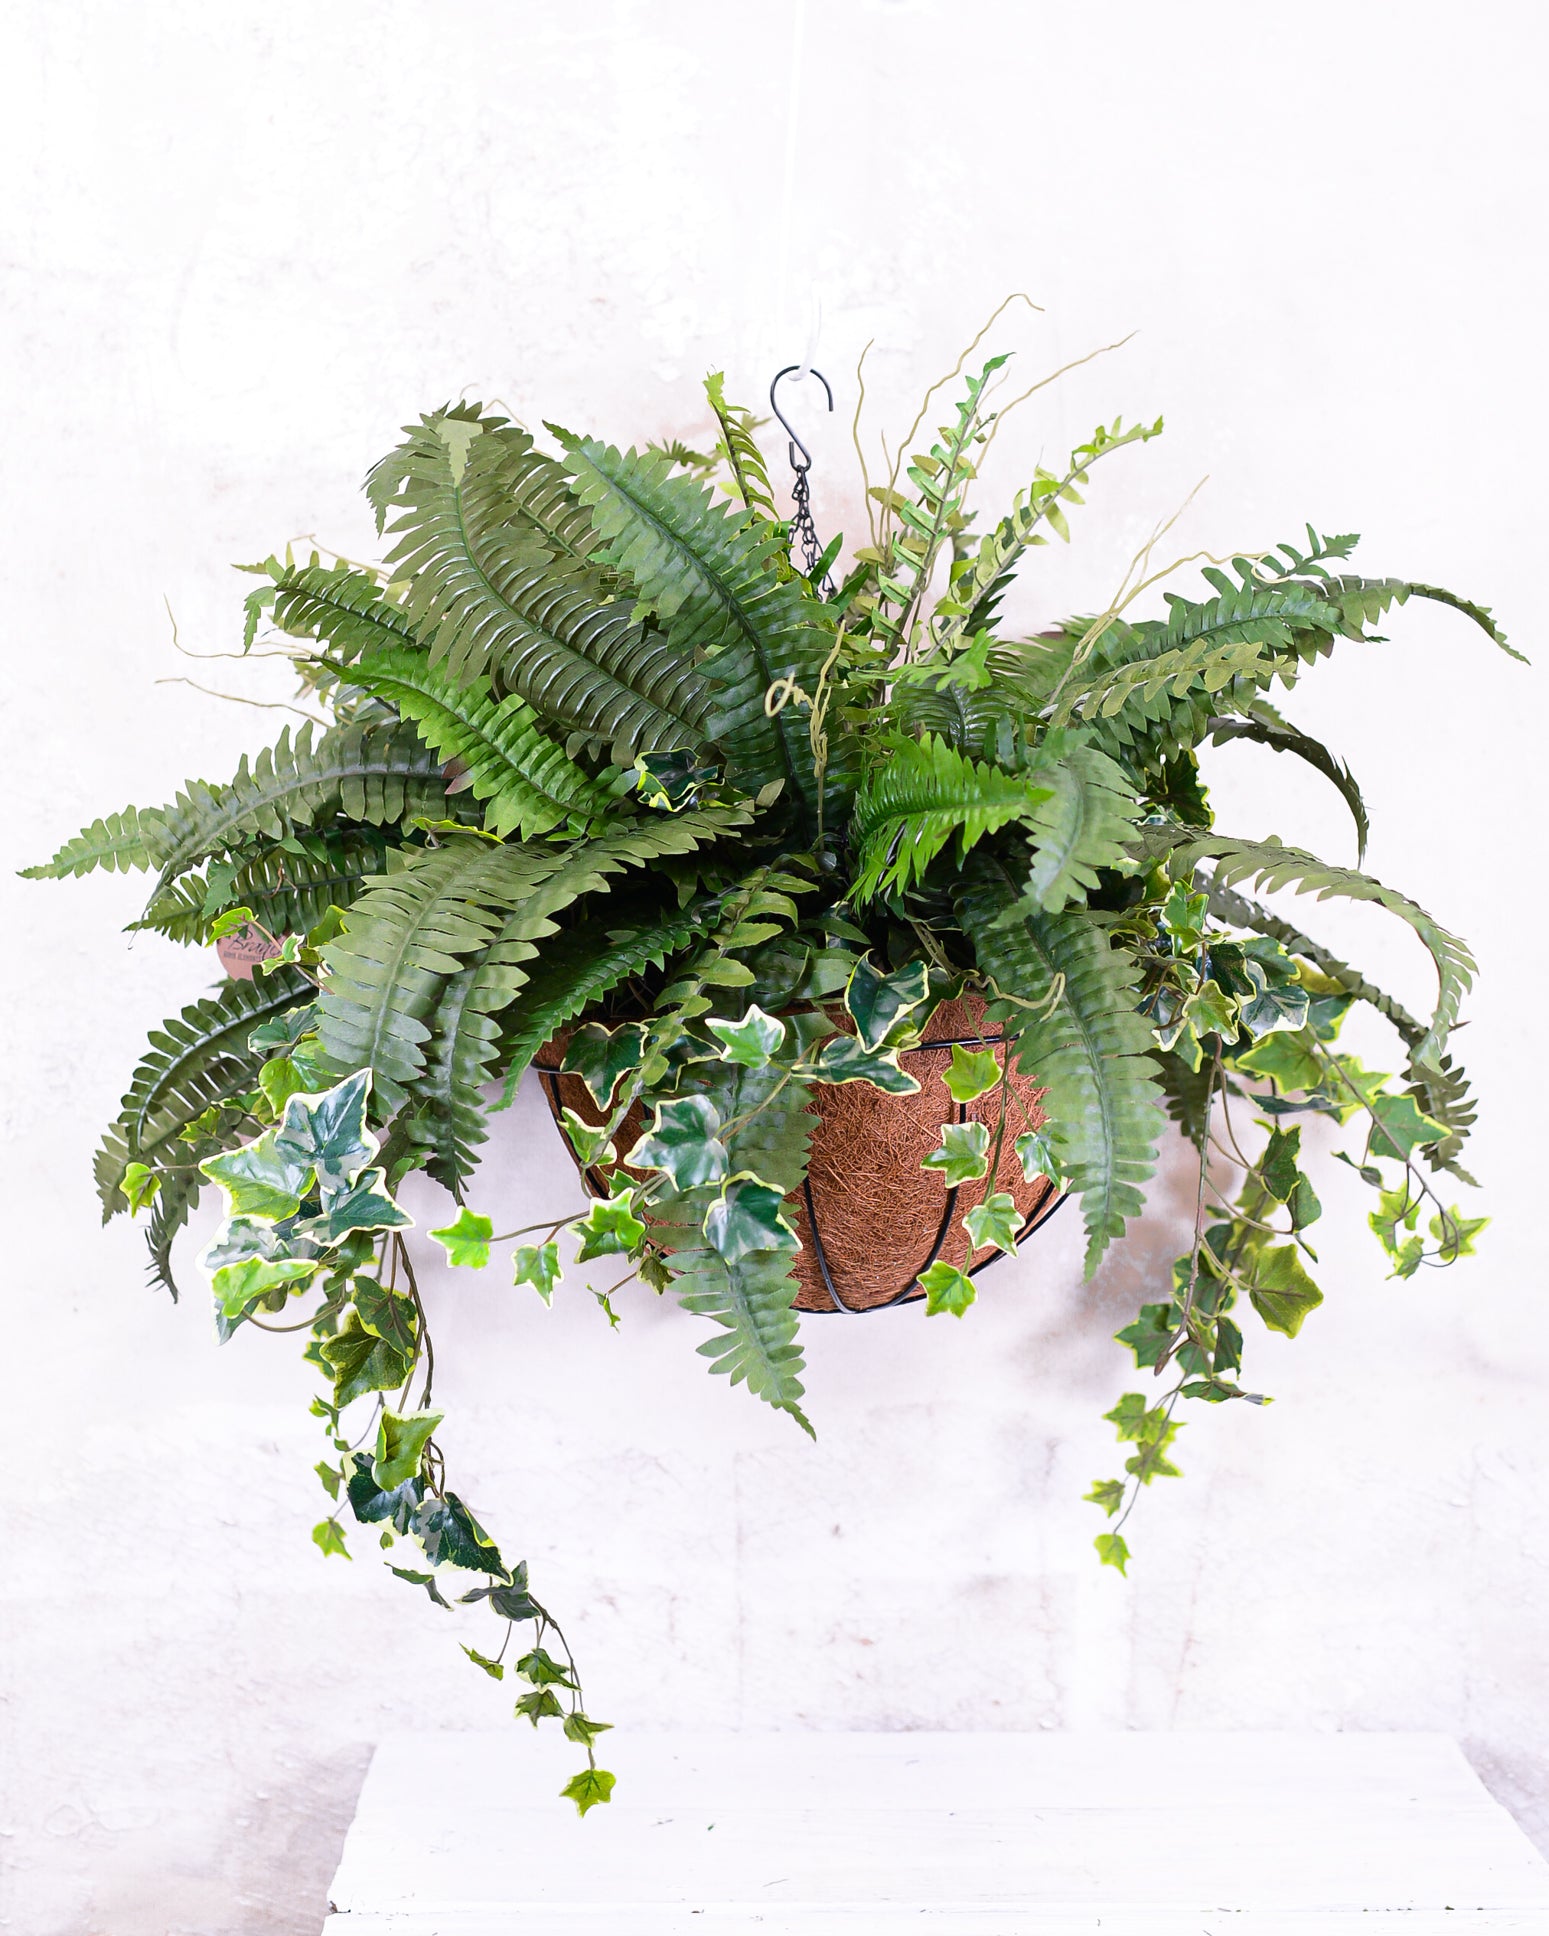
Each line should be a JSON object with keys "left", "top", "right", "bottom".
{"left": 850, "top": 733, "right": 1041, "bottom": 901}
{"left": 1397, "top": 581, "right": 1525, "bottom": 661}
{"left": 133, "top": 829, "right": 391, "bottom": 945}
{"left": 938, "top": 415, "right": 1162, "bottom": 649}
{"left": 144, "top": 1164, "right": 205, "bottom": 1299}
{"left": 22, "top": 805, "right": 167, "bottom": 880}
{"left": 705, "top": 372, "right": 777, "bottom": 517}
{"left": 671, "top": 1246, "right": 811, "bottom": 1427}
{"left": 956, "top": 854, "right": 1162, "bottom": 1275}
{"left": 367, "top": 409, "right": 711, "bottom": 762}
{"left": 334, "top": 646, "right": 622, "bottom": 839}
{"left": 1173, "top": 833, "right": 1473, "bottom": 1074}
{"left": 1207, "top": 704, "right": 1369, "bottom": 862}
{"left": 559, "top": 435, "right": 856, "bottom": 824}
{"left": 95, "top": 968, "right": 313, "bottom": 1219}
{"left": 1020, "top": 740, "right": 1142, "bottom": 911}
{"left": 242, "top": 555, "right": 428, "bottom": 660}
{"left": 152, "top": 722, "right": 451, "bottom": 890}
{"left": 888, "top": 674, "right": 1019, "bottom": 767}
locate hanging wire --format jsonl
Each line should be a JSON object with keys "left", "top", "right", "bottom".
{"left": 769, "top": 363, "right": 835, "bottom": 591}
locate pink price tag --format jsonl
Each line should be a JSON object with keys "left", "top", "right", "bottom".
{"left": 216, "top": 924, "right": 284, "bottom": 981}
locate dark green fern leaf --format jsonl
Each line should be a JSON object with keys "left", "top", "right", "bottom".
{"left": 151, "top": 722, "right": 451, "bottom": 891}
{"left": 243, "top": 555, "right": 429, "bottom": 660}
{"left": 335, "top": 646, "right": 623, "bottom": 839}
{"left": 366, "top": 408, "right": 711, "bottom": 762}
{"left": 850, "top": 733, "right": 1044, "bottom": 902}
{"left": 1020, "top": 739, "right": 1142, "bottom": 911}
{"left": 1207, "top": 705, "right": 1370, "bottom": 863}
{"left": 133, "top": 829, "right": 391, "bottom": 944}
{"left": 559, "top": 435, "right": 858, "bottom": 827}
{"left": 955, "top": 853, "right": 1161, "bottom": 1275}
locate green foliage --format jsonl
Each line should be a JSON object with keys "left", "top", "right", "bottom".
{"left": 957, "top": 858, "right": 1161, "bottom": 1275}
{"left": 42, "top": 336, "right": 1506, "bottom": 1808}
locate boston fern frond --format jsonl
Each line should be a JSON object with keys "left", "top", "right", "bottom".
{"left": 956, "top": 854, "right": 1162, "bottom": 1275}
{"left": 368, "top": 409, "right": 712, "bottom": 761}
{"left": 38, "top": 333, "right": 1513, "bottom": 1806}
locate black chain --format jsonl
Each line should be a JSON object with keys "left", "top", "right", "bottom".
{"left": 769, "top": 364, "right": 835, "bottom": 595}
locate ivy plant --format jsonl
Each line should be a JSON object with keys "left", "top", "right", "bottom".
{"left": 27, "top": 347, "right": 1518, "bottom": 1808}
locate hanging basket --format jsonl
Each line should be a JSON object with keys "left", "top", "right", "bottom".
{"left": 534, "top": 996, "right": 1064, "bottom": 1314}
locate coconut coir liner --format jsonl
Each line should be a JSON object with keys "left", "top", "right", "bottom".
{"left": 536, "top": 994, "right": 1056, "bottom": 1314}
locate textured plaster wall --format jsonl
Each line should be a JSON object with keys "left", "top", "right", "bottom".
{"left": 2, "top": 3, "right": 1546, "bottom": 1931}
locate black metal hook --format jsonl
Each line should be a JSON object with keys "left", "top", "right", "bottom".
{"left": 769, "top": 364, "right": 834, "bottom": 474}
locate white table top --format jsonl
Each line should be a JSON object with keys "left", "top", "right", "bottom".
{"left": 323, "top": 1730, "right": 1549, "bottom": 1933}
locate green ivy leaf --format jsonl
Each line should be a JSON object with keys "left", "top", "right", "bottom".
{"left": 249, "top": 1004, "right": 318, "bottom": 1054}
{"left": 1085, "top": 1478, "right": 1126, "bottom": 1518}
{"left": 1259, "top": 1125, "right": 1303, "bottom": 1202}
{"left": 373, "top": 1407, "right": 444, "bottom": 1491}
{"left": 1104, "top": 1392, "right": 1183, "bottom": 1483}
{"left": 1161, "top": 882, "right": 1208, "bottom": 955}
{"left": 560, "top": 1108, "right": 616, "bottom": 1168}
{"left": 1369, "top": 1186, "right": 1421, "bottom": 1254}
{"left": 352, "top": 1278, "right": 419, "bottom": 1358}
{"left": 1367, "top": 1093, "right": 1447, "bottom": 1162}
{"left": 1115, "top": 1302, "right": 1173, "bottom": 1370}
{"left": 209, "top": 905, "right": 259, "bottom": 941}
{"left": 515, "top": 1687, "right": 565, "bottom": 1726}
{"left": 1094, "top": 1532, "right": 1130, "bottom": 1574}
{"left": 200, "top": 1133, "right": 308, "bottom": 1223}
{"left": 628, "top": 1094, "right": 729, "bottom": 1191}
{"left": 314, "top": 1167, "right": 411, "bottom": 1243}
{"left": 513, "top": 1241, "right": 562, "bottom": 1303}
{"left": 517, "top": 1646, "right": 575, "bottom": 1688}
{"left": 1231, "top": 1030, "right": 1325, "bottom": 1097}
{"left": 430, "top": 1207, "right": 493, "bottom": 1269}
{"left": 561, "top": 1021, "right": 647, "bottom": 1106}
{"left": 315, "top": 1460, "right": 343, "bottom": 1500}
{"left": 312, "top": 1518, "right": 351, "bottom": 1560}
{"left": 120, "top": 1162, "right": 161, "bottom": 1216}
{"left": 388, "top": 1563, "right": 450, "bottom": 1607}
{"left": 1014, "top": 1126, "right": 1060, "bottom": 1183}
{"left": 321, "top": 1308, "right": 416, "bottom": 1408}
{"left": 918, "top": 1259, "right": 976, "bottom": 1316}
{"left": 461, "top": 1644, "right": 505, "bottom": 1681}
{"left": 809, "top": 1033, "right": 921, "bottom": 1094}
{"left": 258, "top": 1054, "right": 308, "bottom": 1121}
{"left": 844, "top": 956, "right": 931, "bottom": 1050}
{"left": 707, "top": 1005, "right": 787, "bottom": 1069}
{"left": 942, "top": 1043, "right": 1001, "bottom": 1104}
{"left": 921, "top": 1120, "right": 991, "bottom": 1187}
{"left": 563, "top": 1712, "right": 613, "bottom": 1747}
{"left": 963, "top": 1190, "right": 1021, "bottom": 1254}
{"left": 1246, "top": 1245, "right": 1324, "bottom": 1337}
{"left": 1431, "top": 1208, "right": 1487, "bottom": 1263}
{"left": 703, "top": 1177, "right": 800, "bottom": 1262}
{"left": 573, "top": 1185, "right": 646, "bottom": 1261}
{"left": 561, "top": 1767, "right": 617, "bottom": 1816}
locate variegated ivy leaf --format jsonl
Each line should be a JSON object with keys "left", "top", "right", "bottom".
{"left": 1163, "top": 978, "right": 1240, "bottom": 1071}
{"left": 941, "top": 1042, "right": 1000, "bottom": 1104}
{"left": 373, "top": 1407, "right": 444, "bottom": 1491}
{"left": 921, "top": 1120, "right": 991, "bottom": 1187}
{"left": 248, "top": 1003, "right": 317, "bottom": 1055}
{"left": 1161, "top": 881, "right": 1208, "bottom": 956}
{"left": 561, "top": 1021, "right": 647, "bottom": 1106}
{"left": 271, "top": 1069, "right": 379, "bottom": 1202}
{"left": 964, "top": 1190, "right": 1021, "bottom": 1255}
{"left": 1366, "top": 1093, "right": 1447, "bottom": 1162}
{"left": 1245, "top": 1245, "right": 1324, "bottom": 1337}
{"left": 513, "top": 1240, "right": 562, "bottom": 1303}
{"left": 561, "top": 1767, "right": 617, "bottom": 1817}
{"left": 201, "top": 1215, "right": 285, "bottom": 1274}
{"left": 702, "top": 1177, "right": 799, "bottom": 1262}
{"left": 1370, "top": 1186, "right": 1420, "bottom": 1256}
{"left": 707, "top": 1005, "right": 786, "bottom": 1069}
{"left": 627, "top": 1095, "right": 729, "bottom": 1192}
{"left": 1014, "top": 1126, "right": 1060, "bottom": 1185}
{"left": 321, "top": 1309, "right": 416, "bottom": 1407}
{"left": 304, "top": 1167, "right": 411, "bottom": 1245}
{"left": 809, "top": 1033, "right": 921, "bottom": 1095}
{"left": 430, "top": 1208, "right": 493, "bottom": 1269}
{"left": 212, "top": 1253, "right": 320, "bottom": 1322}
{"left": 201, "top": 1133, "right": 309, "bottom": 1223}
{"left": 844, "top": 956, "right": 931, "bottom": 1051}
{"left": 573, "top": 1183, "right": 645, "bottom": 1261}
{"left": 1238, "top": 957, "right": 1310, "bottom": 1038}
{"left": 918, "top": 1259, "right": 976, "bottom": 1316}
{"left": 1431, "top": 1208, "right": 1487, "bottom": 1263}
{"left": 561, "top": 1108, "right": 616, "bottom": 1168}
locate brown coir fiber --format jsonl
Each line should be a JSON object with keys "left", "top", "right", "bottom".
{"left": 535, "top": 995, "right": 1057, "bottom": 1315}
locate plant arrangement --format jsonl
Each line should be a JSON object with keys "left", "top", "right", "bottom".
{"left": 27, "top": 341, "right": 1517, "bottom": 1813}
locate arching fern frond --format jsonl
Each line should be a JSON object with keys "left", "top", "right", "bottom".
{"left": 334, "top": 647, "right": 622, "bottom": 839}
{"left": 23, "top": 805, "right": 167, "bottom": 880}
{"left": 133, "top": 829, "right": 392, "bottom": 945}
{"left": 705, "top": 372, "right": 777, "bottom": 517}
{"left": 242, "top": 555, "right": 429, "bottom": 661}
{"left": 559, "top": 435, "right": 857, "bottom": 826}
{"left": 94, "top": 967, "right": 313, "bottom": 1218}
{"left": 151, "top": 723, "right": 451, "bottom": 891}
{"left": 1207, "top": 704, "right": 1370, "bottom": 863}
{"left": 956, "top": 854, "right": 1161, "bottom": 1275}
{"left": 1167, "top": 832, "right": 1474, "bottom": 1074}
{"left": 367, "top": 408, "right": 711, "bottom": 762}
{"left": 850, "top": 733, "right": 1043, "bottom": 902}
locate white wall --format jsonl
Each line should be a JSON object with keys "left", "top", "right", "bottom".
{"left": 3, "top": 4, "right": 1545, "bottom": 1930}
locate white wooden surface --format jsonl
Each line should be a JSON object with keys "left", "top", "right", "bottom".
{"left": 323, "top": 1731, "right": 1549, "bottom": 1933}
